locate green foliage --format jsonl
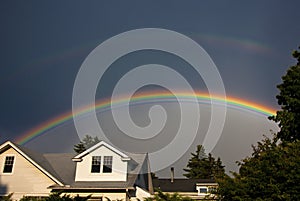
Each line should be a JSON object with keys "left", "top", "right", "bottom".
{"left": 20, "top": 196, "right": 43, "bottom": 201}
{"left": 145, "top": 189, "right": 194, "bottom": 201}
{"left": 72, "top": 194, "right": 91, "bottom": 201}
{"left": 217, "top": 137, "right": 300, "bottom": 200}
{"left": 73, "top": 141, "right": 86, "bottom": 154}
{"left": 104, "top": 197, "right": 123, "bottom": 201}
{"left": 19, "top": 193, "right": 92, "bottom": 201}
{"left": 151, "top": 172, "right": 158, "bottom": 179}
{"left": 44, "top": 192, "right": 73, "bottom": 201}
{"left": 73, "top": 135, "right": 100, "bottom": 153}
{"left": 183, "top": 145, "right": 225, "bottom": 179}
{"left": 0, "top": 193, "right": 13, "bottom": 201}
{"left": 269, "top": 46, "right": 300, "bottom": 142}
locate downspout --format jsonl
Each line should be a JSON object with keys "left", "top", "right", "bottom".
{"left": 147, "top": 153, "right": 154, "bottom": 194}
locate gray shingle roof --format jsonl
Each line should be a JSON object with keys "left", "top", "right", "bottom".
{"left": 43, "top": 153, "right": 76, "bottom": 185}
{"left": 152, "top": 178, "right": 216, "bottom": 192}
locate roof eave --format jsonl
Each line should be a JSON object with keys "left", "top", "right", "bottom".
{"left": 49, "top": 186, "right": 135, "bottom": 190}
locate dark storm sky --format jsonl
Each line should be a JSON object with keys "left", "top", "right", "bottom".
{"left": 0, "top": 1, "right": 299, "bottom": 143}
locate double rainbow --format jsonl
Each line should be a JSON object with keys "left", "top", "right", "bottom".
{"left": 15, "top": 91, "right": 276, "bottom": 145}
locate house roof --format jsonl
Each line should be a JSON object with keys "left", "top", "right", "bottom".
{"left": 0, "top": 141, "right": 148, "bottom": 190}
{"left": 43, "top": 153, "right": 76, "bottom": 185}
{"left": 152, "top": 178, "right": 216, "bottom": 192}
{"left": 73, "top": 141, "right": 130, "bottom": 160}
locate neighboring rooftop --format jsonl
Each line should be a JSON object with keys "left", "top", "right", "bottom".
{"left": 152, "top": 178, "right": 216, "bottom": 192}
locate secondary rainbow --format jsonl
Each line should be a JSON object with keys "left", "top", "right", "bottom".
{"left": 15, "top": 91, "right": 277, "bottom": 145}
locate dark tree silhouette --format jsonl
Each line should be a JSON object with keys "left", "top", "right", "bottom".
{"left": 183, "top": 145, "right": 225, "bottom": 179}
{"left": 269, "top": 47, "right": 300, "bottom": 142}
{"left": 73, "top": 135, "right": 100, "bottom": 154}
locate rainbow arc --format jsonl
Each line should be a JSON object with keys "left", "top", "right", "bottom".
{"left": 15, "top": 91, "right": 276, "bottom": 145}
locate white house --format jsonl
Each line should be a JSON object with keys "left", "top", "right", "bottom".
{"left": 0, "top": 141, "right": 153, "bottom": 200}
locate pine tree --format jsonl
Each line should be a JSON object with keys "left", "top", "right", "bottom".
{"left": 183, "top": 145, "right": 206, "bottom": 178}
{"left": 73, "top": 141, "right": 86, "bottom": 154}
{"left": 183, "top": 145, "right": 225, "bottom": 179}
{"left": 213, "top": 157, "right": 225, "bottom": 179}
{"left": 73, "top": 135, "right": 101, "bottom": 154}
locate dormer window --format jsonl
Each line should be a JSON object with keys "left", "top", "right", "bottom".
{"left": 91, "top": 156, "right": 113, "bottom": 173}
{"left": 91, "top": 156, "right": 101, "bottom": 173}
{"left": 103, "top": 156, "right": 113, "bottom": 173}
{"left": 3, "top": 156, "right": 15, "bottom": 173}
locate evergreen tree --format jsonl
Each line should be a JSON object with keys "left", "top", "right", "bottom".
{"left": 213, "top": 157, "right": 225, "bottom": 179}
{"left": 183, "top": 145, "right": 225, "bottom": 179}
{"left": 183, "top": 145, "right": 206, "bottom": 179}
{"left": 73, "top": 135, "right": 100, "bottom": 154}
{"left": 73, "top": 141, "right": 86, "bottom": 154}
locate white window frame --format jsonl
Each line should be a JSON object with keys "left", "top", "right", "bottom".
{"left": 102, "top": 156, "right": 113, "bottom": 173}
{"left": 90, "top": 155, "right": 113, "bottom": 174}
{"left": 197, "top": 186, "right": 209, "bottom": 195}
{"left": 91, "top": 156, "right": 101, "bottom": 173}
{"left": 2, "top": 155, "right": 15, "bottom": 174}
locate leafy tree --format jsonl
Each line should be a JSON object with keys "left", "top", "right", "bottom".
{"left": 73, "top": 135, "right": 100, "bottom": 154}
{"left": 183, "top": 145, "right": 225, "bottom": 179}
{"left": 44, "top": 193, "right": 73, "bottom": 201}
{"left": 20, "top": 197, "right": 42, "bottom": 201}
{"left": 20, "top": 193, "right": 92, "bottom": 201}
{"left": 269, "top": 47, "right": 300, "bottom": 142}
{"left": 217, "top": 47, "right": 300, "bottom": 200}
{"left": 145, "top": 189, "right": 193, "bottom": 201}
{"left": 105, "top": 197, "right": 123, "bottom": 201}
{"left": 73, "top": 194, "right": 91, "bottom": 201}
{"left": 0, "top": 193, "right": 13, "bottom": 201}
{"left": 217, "top": 137, "right": 300, "bottom": 200}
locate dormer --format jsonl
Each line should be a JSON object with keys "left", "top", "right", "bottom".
{"left": 72, "top": 141, "right": 130, "bottom": 182}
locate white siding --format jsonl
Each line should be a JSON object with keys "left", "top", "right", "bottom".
{"left": 0, "top": 148, "right": 56, "bottom": 200}
{"left": 75, "top": 145, "right": 127, "bottom": 181}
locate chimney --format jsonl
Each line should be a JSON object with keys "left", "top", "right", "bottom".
{"left": 171, "top": 167, "right": 174, "bottom": 183}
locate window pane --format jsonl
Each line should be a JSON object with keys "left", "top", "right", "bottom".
{"left": 103, "top": 156, "right": 112, "bottom": 173}
{"left": 3, "top": 156, "right": 14, "bottom": 173}
{"left": 199, "top": 188, "right": 208, "bottom": 194}
{"left": 91, "top": 156, "right": 101, "bottom": 173}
